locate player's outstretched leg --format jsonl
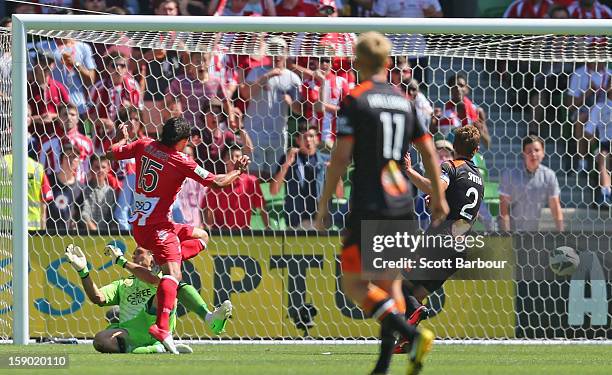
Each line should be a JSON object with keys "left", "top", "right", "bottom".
{"left": 150, "top": 270, "right": 181, "bottom": 354}
{"left": 354, "top": 282, "right": 420, "bottom": 375}
{"left": 176, "top": 283, "right": 232, "bottom": 334}
{"left": 393, "top": 282, "right": 431, "bottom": 354}
{"left": 208, "top": 300, "right": 233, "bottom": 334}
{"left": 176, "top": 225, "right": 209, "bottom": 261}
{"left": 132, "top": 342, "right": 166, "bottom": 354}
{"left": 149, "top": 323, "right": 179, "bottom": 355}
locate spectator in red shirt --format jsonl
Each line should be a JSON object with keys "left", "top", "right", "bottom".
{"left": 89, "top": 52, "right": 143, "bottom": 134}
{"left": 28, "top": 52, "right": 69, "bottom": 142}
{"left": 436, "top": 74, "right": 491, "bottom": 148}
{"left": 567, "top": 0, "right": 611, "bottom": 18}
{"left": 275, "top": 0, "right": 320, "bottom": 16}
{"left": 39, "top": 103, "right": 94, "bottom": 184}
{"left": 318, "top": 33, "right": 357, "bottom": 89}
{"left": 503, "top": 0, "right": 554, "bottom": 18}
{"left": 301, "top": 56, "right": 349, "bottom": 149}
{"left": 204, "top": 143, "right": 269, "bottom": 229}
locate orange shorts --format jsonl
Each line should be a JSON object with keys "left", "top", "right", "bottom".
{"left": 340, "top": 244, "right": 362, "bottom": 274}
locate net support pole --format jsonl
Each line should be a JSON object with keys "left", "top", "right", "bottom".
{"left": 11, "top": 15, "right": 29, "bottom": 346}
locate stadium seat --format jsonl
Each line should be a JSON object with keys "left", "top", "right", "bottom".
{"left": 484, "top": 181, "right": 500, "bottom": 217}
{"left": 478, "top": 0, "right": 513, "bottom": 17}
{"left": 472, "top": 152, "right": 489, "bottom": 181}
{"left": 250, "top": 210, "right": 266, "bottom": 230}
{"left": 260, "top": 182, "right": 287, "bottom": 230}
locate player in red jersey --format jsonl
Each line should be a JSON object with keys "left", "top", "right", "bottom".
{"left": 106, "top": 116, "right": 250, "bottom": 354}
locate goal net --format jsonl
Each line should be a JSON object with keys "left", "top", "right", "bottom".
{"left": 4, "top": 17, "right": 612, "bottom": 342}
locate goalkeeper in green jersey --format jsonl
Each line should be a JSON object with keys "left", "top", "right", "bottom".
{"left": 65, "top": 243, "right": 232, "bottom": 354}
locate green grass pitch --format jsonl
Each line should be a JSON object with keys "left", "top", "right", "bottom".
{"left": 0, "top": 344, "right": 611, "bottom": 375}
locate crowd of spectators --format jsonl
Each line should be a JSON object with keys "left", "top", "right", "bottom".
{"left": 1, "top": 0, "right": 610, "bottom": 233}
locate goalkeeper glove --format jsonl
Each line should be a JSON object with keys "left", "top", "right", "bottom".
{"left": 104, "top": 245, "right": 128, "bottom": 268}
{"left": 65, "top": 244, "right": 89, "bottom": 279}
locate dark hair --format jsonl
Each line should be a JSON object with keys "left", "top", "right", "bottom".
{"left": 221, "top": 141, "right": 243, "bottom": 161}
{"left": 548, "top": 4, "right": 569, "bottom": 18}
{"left": 90, "top": 154, "right": 109, "bottom": 166}
{"left": 59, "top": 102, "right": 78, "bottom": 115}
{"left": 447, "top": 72, "right": 467, "bottom": 87}
{"left": 295, "top": 121, "right": 318, "bottom": 139}
{"left": 453, "top": 126, "right": 480, "bottom": 158}
{"left": 0, "top": 17, "right": 11, "bottom": 28}
{"left": 153, "top": 0, "right": 178, "bottom": 10}
{"left": 104, "top": 51, "right": 127, "bottom": 66}
{"left": 116, "top": 105, "right": 140, "bottom": 126}
{"left": 60, "top": 144, "right": 79, "bottom": 163}
{"left": 160, "top": 117, "right": 191, "bottom": 147}
{"left": 522, "top": 135, "right": 545, "bottom": 151}
{"left": 35, "top": 52, "right": 55, "bottom": 72}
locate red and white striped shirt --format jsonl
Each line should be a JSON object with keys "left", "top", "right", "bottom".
{"left": 567, "top": 1, "right": 611, "bottom": 19}
{"left": 89, "top": 76, "right": 143, "bottom": 121}
{"left": 39, "top": 128, "right": 94, "bottom": 183}
{"left": 503, "top": 0, "right": 554, "bottom": 18}
{"left": 209, "top": 47, "right": 239, "bottom": 89}
{"left": 302, "top": 72, "right": 349, "bottom": 142}
{"left": 318, "top": 33, "right": 357, "bottom": 89}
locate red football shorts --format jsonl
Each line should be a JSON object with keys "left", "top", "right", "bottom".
{"left": 173, "top": 223, "right": 195, "bottom": 241}
{"left": 133, "top": 222, "right": 195, "bottom": 265}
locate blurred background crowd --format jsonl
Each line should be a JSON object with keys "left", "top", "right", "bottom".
{"left": 0, "top": 0, "right": 610, "bottom": 234}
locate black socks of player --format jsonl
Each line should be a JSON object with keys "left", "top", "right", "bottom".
{"left": 372, "top": 322, "right": 396, "bottom": 374}
{"left": 371, "top": 319, "right": 396, "bottom": 375}
{"left": 381, "top": 312, "right": 418, "bottom": 342}
{"left": 371, "top": 312, "right": 420, "bottom": 374}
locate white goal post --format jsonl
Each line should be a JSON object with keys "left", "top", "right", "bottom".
{"left": 9, "top": 15, "right": 612, "bottom": 345}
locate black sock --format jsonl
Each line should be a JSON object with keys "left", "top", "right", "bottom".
{"left": 381, "top": 311, "right": 418, "bottom": 342}
{"left": 402, "top": 283, "right": 422, "bottom": 319}
{"left": 371, "top": 320, "right": 396, "bottom": 375}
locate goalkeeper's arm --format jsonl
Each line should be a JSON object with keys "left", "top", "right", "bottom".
{"left": 65, "top": 244, "right": 107, "bottom": 305}
{"left": 124, "top": 261, "right": 160, "bottom": 285}
{"left": 105, "top": 245, "right": 160, "bottom": 285}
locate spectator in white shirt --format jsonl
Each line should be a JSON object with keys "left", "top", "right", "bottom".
{"left": 567, "top": 61, "right": 611, "bottom": 172}
{"left": 584, "top": 89, "right": 612, "bottom": 205}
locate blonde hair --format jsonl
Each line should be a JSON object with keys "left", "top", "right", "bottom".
{"left": 355, "top": 32, "right": 392, "bottom": 73}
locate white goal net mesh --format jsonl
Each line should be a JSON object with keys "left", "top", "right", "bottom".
{"left": 4, "top": 24, "right": 612, "bottom": 341}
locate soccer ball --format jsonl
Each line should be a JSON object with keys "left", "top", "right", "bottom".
{"left": 549, "top": 246, "right": 580, "bottom": 276}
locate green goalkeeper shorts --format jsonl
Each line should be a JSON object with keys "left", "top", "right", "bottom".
{"left": 106, "top": 306, "right": 177, "bottom": 350}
